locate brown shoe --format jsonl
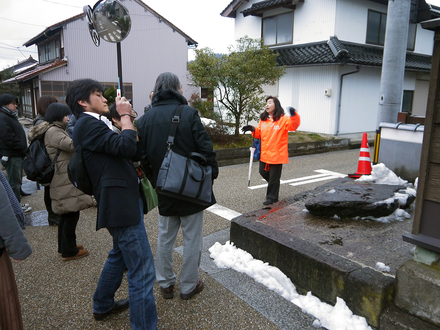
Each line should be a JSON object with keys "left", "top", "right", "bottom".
{"left": 58, "top": 245, "right": 84, "bottom": 255}
{"left": 62, "top": 249, "right": 89, "bottom": 261}
{"left": 180, "top": 280, "right": 204, "bottom": 300}
{"left": 160, "top": 285, "right": 174, "bottom": 299}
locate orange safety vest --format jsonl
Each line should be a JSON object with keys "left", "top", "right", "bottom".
{"left": 253, "top": 114, "right": 300, "bottom": 164}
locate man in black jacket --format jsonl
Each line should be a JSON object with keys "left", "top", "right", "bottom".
{"left": 137, "top": 72, "right": 218, "bottom": 300}
{"left": 66, "top": 79, "right": 157, "bottom": 329}
{"left": 0, "top": 94, "right": 31, "bottom": 213}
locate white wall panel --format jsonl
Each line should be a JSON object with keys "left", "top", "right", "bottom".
{"left": 294, "top": 0, "right": 336, "bottom": 44}
{"left": 278, "top": 66, "right": 339, "bottom": 134}
{"left": 338, "top": 67, "right": 381, "bottom": 135}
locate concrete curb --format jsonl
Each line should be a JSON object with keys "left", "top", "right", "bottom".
{"left": 215, "top": 138, "right": 351, "bottom": 167}
{"left": 230, "top": 204, "right": 394, "bottom": 328}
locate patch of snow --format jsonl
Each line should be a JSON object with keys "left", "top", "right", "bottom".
{"left": 357, "top": 163, "right": 408, "bottom": 185}
{"left": 375, "top": 262, "right": 390, "bottom": 273}
{"left": 209, "top": 241, "right": 372, "bottom": 330}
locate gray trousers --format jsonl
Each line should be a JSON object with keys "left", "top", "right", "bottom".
{"left": 156, "top": 211, "right": 203, "bottom": 294}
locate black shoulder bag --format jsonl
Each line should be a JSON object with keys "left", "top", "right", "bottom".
{"left": 155, "top": 105, "right": 214, "bottom": 207}
{"left": 67, "top": 119, "right": 94, "bottom": 195}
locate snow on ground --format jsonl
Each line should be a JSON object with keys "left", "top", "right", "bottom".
{"left": 356, "top": 163, "right": 417, "bottom": 223}
{"left": 209, "top": 164, "right": 417, "bottom": 329}
{"left": 209, "top": 241, "right": 372, "bottom": 330}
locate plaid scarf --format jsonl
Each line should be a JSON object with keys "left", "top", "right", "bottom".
{"left": 1, "top": 105, "right": 18, "bottom": 119}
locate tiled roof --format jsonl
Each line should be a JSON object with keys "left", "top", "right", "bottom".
{"left": 2, "top": 59, "right": 67, "bottom": 84}
{"left": 241, "top": 0, "right": 301, "bottom": 17}
{"left": 274, "top": 37, "right": 431, "bottom": 72}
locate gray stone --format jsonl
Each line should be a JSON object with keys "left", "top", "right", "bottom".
{"left": 304, "top": 181, "right": 408, "bottom": 218}
{"left": 394, "top": 260, "right": 440, "bottom": 327}
{"left": 380, "top": 305, "right": 440, "bottom": 330}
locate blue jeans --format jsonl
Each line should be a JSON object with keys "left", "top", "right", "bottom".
{"left": 93, "top": 199, "right": 157, "bottom": 330}
{"left": 3, "top": 157, "right": 22, "bottom": 202}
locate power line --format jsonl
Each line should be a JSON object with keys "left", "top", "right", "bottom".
{"left": 41, "top": 0, "right": 83, "bottom": 8}
{"left": 0, "top": 17, "right": 46, "bottom": 27}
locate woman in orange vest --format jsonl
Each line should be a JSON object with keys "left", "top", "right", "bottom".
{"left": 242, "top": 96, "right": 300, "bottom": 205}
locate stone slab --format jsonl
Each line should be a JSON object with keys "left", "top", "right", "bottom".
{"left": 394, "top": 259, "right": 440, "bottom": 327}
{"left": 229, "top": 182, "right": 418, "bottom": 327}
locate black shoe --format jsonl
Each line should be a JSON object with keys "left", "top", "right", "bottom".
{"left": 263, "top": 200, "right": 277, "bottom": 205}
{"left": 93, "top": 299, "right": 129, "bottom": 321}
{"left": 180, "top": 280, "right": 204, "bottom": 300}
{"left": 20, "top": 189, "right": 31, "bottom": 196}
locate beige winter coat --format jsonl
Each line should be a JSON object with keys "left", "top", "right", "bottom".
{"left": 44, "top": 121, "right": 94, "bottom": 215}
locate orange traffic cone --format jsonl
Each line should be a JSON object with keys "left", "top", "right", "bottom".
{"left": 348, "top": 132, "right": 372, "bottom": 178}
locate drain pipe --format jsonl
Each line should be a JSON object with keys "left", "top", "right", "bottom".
{"left": 335, "top": 65, "right": 360, "bottom": 136}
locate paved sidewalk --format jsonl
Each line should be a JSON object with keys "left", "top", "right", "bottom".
{"left": 13, "top": 149, "right": 362, "bottom": 329}
{"left": 15, "top": 185, "right": 322, "bottom": 330}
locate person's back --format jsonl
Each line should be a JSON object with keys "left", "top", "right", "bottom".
{"left": 137, "top": 72, "right": 218, "bottom": 301}
{"left": 66, "top": 79, "right": 157, "bottom": 329}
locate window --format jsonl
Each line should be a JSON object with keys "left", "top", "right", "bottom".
{"left": 366, "top": 10, "right": 417, "bottom": 50}
{"left": 407, "top": 23, "right": 416, "bottom": 51}
{"left": 38, "top": 38, "right": 61, "bottom": 64}
{"left": 263, "top": 12, "right": 293, "bottom": 46}
{"left": 402, "top": 90, "right": 414, "bottom": 114}
{"left": 366, "top": 10, "right": 386, "bottom": 46}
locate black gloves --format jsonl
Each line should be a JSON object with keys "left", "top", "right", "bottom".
{"left": 287, "top": 107, "right": 296, "bottom": 117}
{"left": 241, "top": 125, "right": 255, "bottom": 133}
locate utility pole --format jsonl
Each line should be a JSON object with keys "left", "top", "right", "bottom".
{"left": 376, "top": 0, "right": 412, "bottom": 128}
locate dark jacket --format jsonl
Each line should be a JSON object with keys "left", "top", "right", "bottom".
{"left": 0, "top": 108, "right": 27, "bottom": 158}
{"left": 73, "top": 114, "right": 141, "bottom": 230}
{"left": 136, "top": 89, "right": 218, "bottom": 216}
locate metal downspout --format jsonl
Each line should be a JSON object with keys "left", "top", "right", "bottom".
{"left": 335, "top": 65, "right": 360, "bottom": 136}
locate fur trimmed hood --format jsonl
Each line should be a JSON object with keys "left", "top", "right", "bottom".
{"left": 28, "top": 121, "right": 50, "bottom": 142}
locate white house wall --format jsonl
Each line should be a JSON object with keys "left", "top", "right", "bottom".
{"left": 293, "top": 0, "right": 336, "bottom": 45}
{"left": 279, "top": 65, "right": 339, "bottom": 134}
{"left": 338, "top": 67, "right": 384, "bottom": 135}
{"left": 40, "top": 0, "right": 190, "bottom": 113}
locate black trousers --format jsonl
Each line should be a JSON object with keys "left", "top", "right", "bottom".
{"left": 58, "top": 211, "right": 80, "bottom": 257}
{"left": 44, "top": 186, "right": 58, "bottom": 219}
{"left": 259, "top": 161, "right": 283, "bottom": 202}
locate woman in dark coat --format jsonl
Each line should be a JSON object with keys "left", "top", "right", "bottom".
{"left": 28, "top": 95, "right": 60, "bottom": 225}
{"left": 137, "top": 72, "right": 218, "bottom": 300}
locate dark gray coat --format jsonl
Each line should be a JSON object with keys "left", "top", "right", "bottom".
{"left": 136, "top": 89, "right": 218, "bottom": 216}
{"left": 0, "top": 108, "right": 27, "bottom": 158}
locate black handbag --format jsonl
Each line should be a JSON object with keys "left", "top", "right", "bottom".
{"left": 155, "top": 105, "right": 214, "bottom": 207}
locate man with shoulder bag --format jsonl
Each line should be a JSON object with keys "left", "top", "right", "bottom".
{"left": 137, "top": 72, "right": 218, "bottom": 300}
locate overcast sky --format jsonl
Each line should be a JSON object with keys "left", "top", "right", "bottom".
{"left": 0, "top": 0, "right": 234, "bottom": 70}
{"left": 1, "top": 0, "right": 440, "bottom": 71}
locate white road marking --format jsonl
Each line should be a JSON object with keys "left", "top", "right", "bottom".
{"left": 206, "top": 204, "right": 241, "bottom": 221}
{"left": 248, "top": 169, "right": 346, "bottom": 190}
{"left": 209, "top": 170, "right": 346, "bottom": 221}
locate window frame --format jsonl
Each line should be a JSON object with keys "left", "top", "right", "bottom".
{"left": 262, "top": 12, "right": 293, "bottom": 47}
{"left": 366, "top": 10, "right": 387, "bottom": 46}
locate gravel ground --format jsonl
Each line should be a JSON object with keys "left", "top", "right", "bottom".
{"left": 15, "top": 189, "right": 280, "bottom": 330}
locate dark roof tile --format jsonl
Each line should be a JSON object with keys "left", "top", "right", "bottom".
{"left": 274, "top": 37, "right": 431, "bottom": 72}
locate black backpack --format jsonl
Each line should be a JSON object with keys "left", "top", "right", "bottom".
{"left": 23, "top": 136, "right": 61, "bottom": 186}
{"left": 67, "top": 119, "right": 93, "bottom": 195}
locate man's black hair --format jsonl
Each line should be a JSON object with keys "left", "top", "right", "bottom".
{"left": 66, "top": 79, "right": 104, "bottom": 119}
{"left": 0, "top": 93, "right": 19, "bottom": 107}
{"left": 44, "top": 103, "right": 72, "bottom": 124}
